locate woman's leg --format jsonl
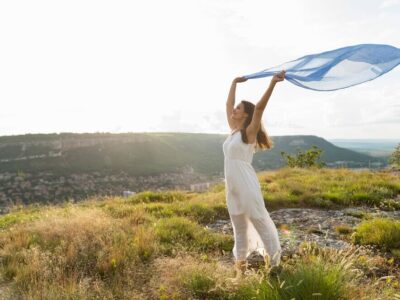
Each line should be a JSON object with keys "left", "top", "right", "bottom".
{"left": 230, "top": 214, "right": 249, "bottom": 261}
{"left": 249, "top": 214, "right": 281, "bottom": 267}
{"left": 230, "top": 214, "right": 249, "bottom": 279}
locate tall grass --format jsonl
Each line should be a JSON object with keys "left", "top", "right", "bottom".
{"left": 155, "top": 216, "right": 233, "bottom": 254}
{"left": 1, "top": 167, "right": 400, "bottom": 298}
{"left": 163, "top": 242, "right": 391, "bottom": 300}
{"left": 353, "top": 218, "right": 400, "bottom": 250}
{"left": 259, "top": 167, "right": 400, "bottom": 209}
{"left": 0, "top": 197, "right": 233, "bottom": 299}
{"left": 127, "top": 190, "right": 188, "bottom": 204}
{"left": 0, "top": 206, "right": 153, "bottom": 299}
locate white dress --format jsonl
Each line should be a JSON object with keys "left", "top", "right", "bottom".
{"left": 223, "top": 130, "right": 281, "bottom": 263}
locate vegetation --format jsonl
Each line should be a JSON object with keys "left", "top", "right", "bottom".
{"left": 0, "top": 133, "right": 387, "bottom": 175}
{"left": 0, "top": 200, "right": 233, "bottom": 299}
{"left": 389, "top": 143, "right": 400, "bottom": 169}
{"left": 258, "top": 167, "right": 400, "bottom": 210}
{"left": 353, "top": 218, "right": 400, "bottom": 250}
{"left": 1, "top": 200, "right": 399, "bottom": 299}
{"left": 0, "top": 167, "right": 400, "bottom": 298}
{"left": 280, "top": 145, "right": 326, "bottom": 168}
{"left": 334, "top": 224, "right": 354, "bottom": 235}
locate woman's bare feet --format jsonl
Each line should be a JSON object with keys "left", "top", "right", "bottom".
{"left": 228, "top": 260, "right": 247, "bottom": 284}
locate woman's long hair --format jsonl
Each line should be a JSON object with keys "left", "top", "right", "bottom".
{"left": 240, "top": 100, "right": 273, "bottom": 150}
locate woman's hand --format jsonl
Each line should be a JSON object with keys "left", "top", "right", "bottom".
{"left": 271, "top": 70, "right": 286, "bottom": 84}
{"left": 233, "top": 76, "right": 248, "bottom": 83}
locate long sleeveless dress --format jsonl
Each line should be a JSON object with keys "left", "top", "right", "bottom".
{"left": 223, "top": 130, "right": 281, "bottom": 262}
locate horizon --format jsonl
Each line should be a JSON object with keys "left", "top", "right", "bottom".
{"left": 0, "top": 130, "right": 399, "bottom": 142}
{"left": 1, "top": 0, "right": 400, "bottom": 139}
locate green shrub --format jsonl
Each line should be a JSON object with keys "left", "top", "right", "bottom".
{"left": 351, "top": 191, "right": 375, "bottom": 205}
{"left": 334, "top": 224, "right": 353, "bottom": 235}
{"left": 280, "top": 146, "right": 326, "bottom": 169}
{"left": 276, "top": 259, "right": 350, "bottom": 300}
{"left": 388, "top": 143, "right": 400, "bottom": 169}
{"left": 154, "top": 217, "right": 233, "bottom": 253}
{"left": 260, "top": 168, "right": 400, "bottom": 209}
{"left": 103, "top": 203, "right": 150, "bottom": 225}
{"left": 143, "top": 203, "right": 175, "bottom": 218}
{"left": 173, "top": 202, "right": 229, "bottom": 224}
{"left": 0, "top": 210, "right": 41, "bottom": 230}
{"left": 322, "top": 191, "right": 343, "bottom": 204}
{"left": 344, "top": 209, "right": 367, "bottom": 219}
{"left": 353, "top": 218, "right": 400, "bottom": 249}
{"left": 183, "top": 271, "right": 217, "bottom": 299}
{"left": 231, "top": 279, "right": 281, "bottom": 300}
{"left": 128, "top": 191, "right": 186, "bottom": 204}
{"left": 231, "top": 246, "right": 354, "bottom": 300}
{"left": 140, "top": 200, "right": 229, "bottom": 224}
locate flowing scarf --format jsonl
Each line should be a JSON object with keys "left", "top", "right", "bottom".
{"left": 244, "top": 44, "right": 400, "bottom": 91}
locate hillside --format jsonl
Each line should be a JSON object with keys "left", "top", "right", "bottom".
{"left": 0, "top": 132, "right": 388, "bottom": 176}
{"left": 0, "top": 168, "right": 400, "bottom": 299}
{"left": 329, "top": 139, "right": 399, "bottom": 158}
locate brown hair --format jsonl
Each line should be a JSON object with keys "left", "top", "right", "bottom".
{"left": 240, "top": 100, "right": 273, "bottom": 150}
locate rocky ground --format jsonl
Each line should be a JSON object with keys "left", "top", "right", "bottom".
{"left": 206, "top": 207, "right": 400, "bottom": 265}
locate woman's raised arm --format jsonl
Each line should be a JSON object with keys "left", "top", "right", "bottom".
{"left": 226, "top": 77, "right": 247, "bottom": 129}
{"left": 246, "top": 71, "right": 285, "bottom": 140}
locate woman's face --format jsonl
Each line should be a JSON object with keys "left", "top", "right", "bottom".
{"left": 232, "top": 102, "right": 248, "bottom": 120}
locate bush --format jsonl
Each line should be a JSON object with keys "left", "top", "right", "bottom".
{"left": 182, "top": 271, "right": 217, "bottom": 299}
{"left": 388, "top": 143, "right": 400, "bottom": 169}
{"left": 0, "top": 209, "right": 41, "bottom": 230}
{"left": 128, "top": 191, "right": 186, "bottom": 204}
{"left": 280, "top": 146, "right": 326, "bottom": 169}
{"left": 276, "top": 259, "right": 350, "bottom": 300}
{"left": 231, "top": 243, "right": 357, "bottom": 300}
{"left": 353, "top": 218, "right": 400, "bottom": 249}
{"left": 154, "top": 217, "right": 233, "bottom": 253}
{"left": 334, "top": 224, "right": 353, "bottom": 235}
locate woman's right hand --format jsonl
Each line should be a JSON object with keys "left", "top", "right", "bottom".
{"left": 271, "top": 70, "right": 286, "bottom": 84}
{"left": 233, "top": 76, "right": 248, "bottom": 83}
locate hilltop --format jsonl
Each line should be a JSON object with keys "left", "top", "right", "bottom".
{"left": 0, "top": 132, "right": 388, "bottom": 176}
{"left": 0, "top": 168, "right": 400, "bottom": 299}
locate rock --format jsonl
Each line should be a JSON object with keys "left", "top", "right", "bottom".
{"left": 206, "top": 207, "right": 400, "bottom": 261}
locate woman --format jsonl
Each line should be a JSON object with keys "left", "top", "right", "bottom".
{"left": 223, "top": 70, "right": 285, "bottom": 280}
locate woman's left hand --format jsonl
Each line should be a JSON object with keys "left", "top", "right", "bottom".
{"left": 234, "top": 76, "right": 248, "bottom": 83}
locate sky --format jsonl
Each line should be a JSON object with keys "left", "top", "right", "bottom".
{"left": 1, "top": 0, "right": 400, "bottom": 139}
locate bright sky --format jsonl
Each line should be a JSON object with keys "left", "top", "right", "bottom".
{"left": 1, "top": 0, "right": 400, "bottom": 139}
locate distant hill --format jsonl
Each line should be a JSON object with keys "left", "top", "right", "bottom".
{"left": 328, "top": 139, "right": 399, "bottom": 158}
{"left": 0, "top": 132, "right": 388, "bottom": 176}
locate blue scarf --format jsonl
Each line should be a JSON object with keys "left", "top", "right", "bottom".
{"left": 244, "top": 44, "right": 400, "bottom": 91}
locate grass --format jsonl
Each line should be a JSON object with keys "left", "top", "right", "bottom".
{"left": 127, "top": 190, "right": 188, "bottom": 204}
{"left": 0, "top": 205, "right": 42, "bottom": 230}
{"left": 157, "top": 242, "right": 398, "bottom": 300}
{"left": 343, "top": 208, "right": 370, "bottom": 219}
{"left": 353, "top": 218, "right": 400, "bottom": 250}
{"left": 335, "top": 224, "right": 354, "bottom": 235}
{"left": 0, "top": 195, "right": 234, "bottom": 299}
{"left": 0, "top": 167, "right": 400, "bottom": 299}
{"left": 258, "top": 167, "right": 400, "bottom": 209}
{"left": 154, "top": 216, "right": 233, "bottom": 254}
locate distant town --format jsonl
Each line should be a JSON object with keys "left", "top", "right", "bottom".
{"left": 0, "top": 170, "right": 218, "bottom": 213}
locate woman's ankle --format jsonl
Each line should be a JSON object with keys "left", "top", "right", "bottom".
{"left": 235, "top": 260, "right": 248, "bottom": 275}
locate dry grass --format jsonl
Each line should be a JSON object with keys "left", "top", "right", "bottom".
{"left": 0, "top": 206, "right": 149, "bottom": 299}
{"left": 0, "top": 167, "right": 400, "bottom": 299}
